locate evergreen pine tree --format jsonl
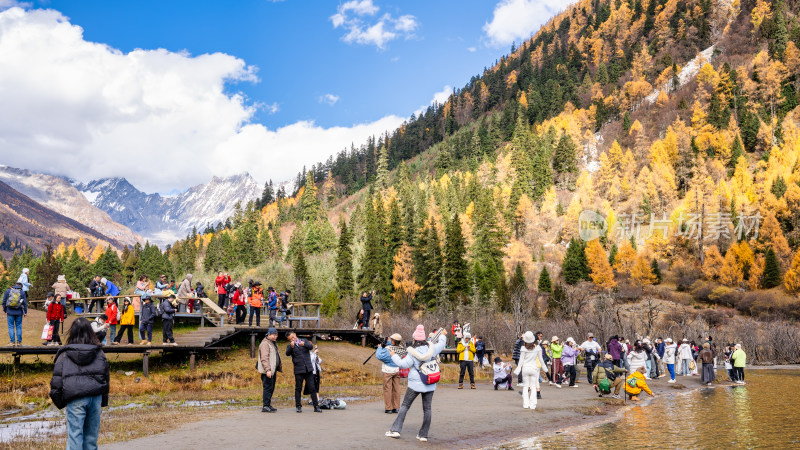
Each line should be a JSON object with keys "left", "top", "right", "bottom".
{"left": 360, "top": 192, "right": 387, "bottom": 295}
{"left": 622, "top": 111, "right": 632, "bottom": 133}
{"left": 763, "top": 247, "right": 782, "bottom": 288}
{"left": 651, "top": 258, "right": 662, "bottom": 284}
{"left": 31, "top": 244, "right": 61, "bottom": 300}
{"left": 420, "top": 217, "right": 443, "bottom": 308}
{"left": 444, "top": 214, "right": 470, "bottom": 302}
{"left": 608, "top": 243, "right": 618, "bottom": 266}
{"left": 537, "top": 266, "right": 552, "bottom": 293}
{"left": 730, "top": 135, "right": 744, "bottom": 168}
{"left": 547, "top": 283, "right": 567, "bottom": 318}
{"left": 510, "top": 263, "right": 527, "bottom": 294}
{"left": 293, "top": 251, "right": 311, "bottom": 301}
{"left": 376, "top": 145, "right": 390, "bottom": 188}
{"left": 562, "top": 238, "right": 590, "bottom": 285}
{"left": 472, "top": 190, "right": 507, "bottom": 305}
{"left": 335, "top": 217, "right": 354, "bottom": 298}
{"left": 552, "top": 133, "right": 578, "bottom": 174}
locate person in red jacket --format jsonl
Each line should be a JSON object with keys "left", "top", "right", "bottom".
{"left": 104, "top": 298, "right": 119, "bottom": 345}
{"left": 215, "top": 272, "right": 231, "bottom": 309}
{"left": 46, "top": 294, "right": 66, "bottom": 345}
{"left": 231, "top": 283, "right": 246, "bottom": 324}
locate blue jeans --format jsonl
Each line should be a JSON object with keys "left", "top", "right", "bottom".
{"left": 667, "top": 363, "right": 675, "bottom": 380}
{"left": 645, "top": 359, "right": 651, "bottom": 377}
{"left": 6, "top": 315, "right": 22, "bottom": 344}
{"left": 66, "top": 395, "right": 102, "bottom": 450}
{"left": 106, "top": 324, "right": 116, "bottom": 345}
{"left": 681, "top": 359, "right": 691, "bottom": 375}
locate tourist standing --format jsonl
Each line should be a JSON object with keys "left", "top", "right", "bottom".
{"left": 699, "top": 342, "right": 715, "bottom": 385}
{"left": 161, "top": 295, "right": 176, "bottom": 346}
{"left": 215, "top": 272, "right": 230, "bottom": 309}
{"left": 512, "top": 333, "right": 524, "bottom": 385}
{"left": 139, "top": 297, "right": 156, "bottom": 345}
{"left": 580, "top": 333, "right": 602, "bottom": 384}
{"left": 678, "top": 339, "right": 693, "bottom": 376}
{"left": 360, "top": 291, "right": 374, "bottom": 330}
{"left": 103, "top": 298, "right": 118, "bottom": 345}
{"left": 17, "top": 268, "right": 32, "bottom": 296}
{"left": 642, "top": 338, "right": 653, "bottom": 378}
{"left": 52, "top": 275, "right": 71, "bottom": 304}
{"left": 475, "top": 336, "right": 486, "bottom": 368}
{"left": 176, "top": 274, "right": 193, "bottom": 313}
{"left": 457, "top": 332, "right": 476, "bottom": 389}
{"left": 550, "top": 336, "right": 564, "bottom": 386}
{"left": 46, "top": 294, "right": 66, "bottom": 345}
{"left": 305, "top": 345, "right": 322, "bottom": 399}
{"left": 620, "top": 337, "right": 630, "bottom": 371}
{"left": 731, "top": 344, "right": 746, "bottom": 384}
{"left": 371, "top": 313, "right": 383, "bottom": 336}
{"left": 561, "top": 337, "right": 579, "bottom": 387}
{"left": 49, "top": 318, "right": 109, "bottom": 450}
{"left": 628, "top": 340, "right": 648, "bottom": 374}
{"left": 278, "top": 289, "right": 292, "bottom": 326}
{"left": 285, "top": 332, "right": 321, "bottom": 413}
{"left": 607, "top": 335, "right": 622, "bottom": 368}
{"left": 663, "top": 338, "right": 677, "bottom": 383}
{"left": 451, "top": 320, "right": 461, "bottom": 348}
{"left": 655, "top": 337, "right": 666, "bottom": 377}
{"left": 88, "top": 275, "right": 103, "bottom": 313}
{"left": 376, "top": 334, "right": 403, "bottom": 413}
{"left": 3, "top": 282, "right": 27, "bottom": 346}
{"left": 232, "top": 283, "right": 247, "bottom": 325}
{"left": 113, "top": 298, "right": 136, "bottom": 345}
{"left": 257, "top": 328, "right": 281, "bottom": 412}
{"left": 386, "top": 325, "right": 447, "bottom": 442}
{"left": 155, "top": 275, "right": 169, "bottom": 293}
{"left": 249, "top": 282, "right": 263, "bottom": 326}
{"left": 514, "top": 331, "right": 548, "bottom": 410}
{"left": 267, "top": 287, "right": 278, "bottom": 327}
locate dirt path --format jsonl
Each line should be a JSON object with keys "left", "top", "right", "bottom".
{"left": 106, "top": 376, "right": 696, "bottom": 449}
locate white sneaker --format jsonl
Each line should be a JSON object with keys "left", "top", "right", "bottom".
{"left": 548, "top": 381, "right": 552, "bottom": 385}
{"left": 416, "top": 436, "right": 427, "bottom": 442}
{"left": 571, "top": 385, "right": 579, "bottom": 388}
{"left": 668, "top": 379, "right": 676, "bottom": 383}
{"left": 529, "top": 405, "right": 537, "bottom": 410}
{"left": 385, "top": 431, "right": 400, "bottom": 438}
{"left": 516, "top": 383, "right": 523, "bottom": 387}
{"left": 556, "top": 384, "right": 562, "bottom": 388}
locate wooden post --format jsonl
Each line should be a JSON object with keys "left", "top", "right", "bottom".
{"left": 143, "top": 352, "right": 150, "bottom": 377}
{"left": 189, "top": 352, "right": 196, "bottom": 372}
{"left": 13, "top": 353, "right": 20, "bottom": 370}
{"left": 250, "top": 333, "right": 256, "bottom": 358}
{"left": 361, "top": 334, "right": 366, "bottom": 347}
{"left": 312, "top": 333, "right": 317, "bottom": 345}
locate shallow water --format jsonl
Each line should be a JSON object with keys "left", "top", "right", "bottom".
{"left": 511, "top": 369, "right": 800, "bottom": 448}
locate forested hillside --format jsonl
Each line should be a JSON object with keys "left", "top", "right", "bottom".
{"left": 5, "top": 0, "right": 800, "bottom": 330}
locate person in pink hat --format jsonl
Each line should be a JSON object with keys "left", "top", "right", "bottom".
{"left": 385, "top": 324, "right": 447, "bottom": 442}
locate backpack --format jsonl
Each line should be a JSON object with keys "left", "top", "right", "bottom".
{"left": 156, "top": 302, "right": 163, "bottom": 316}
{"left": 626, "top": 376, "right": 638, "bottom": 388}
{"left": 7, "top": 288, "right": 22, "bottom": 309}
{"left": 598, "top": 377, "right": 611, "bottom": 394}
{"left": 115, "top": 306, "right": 122, "bottom": 322}
{"left": 417, "top": 359, "right": 441, "bottom": 385}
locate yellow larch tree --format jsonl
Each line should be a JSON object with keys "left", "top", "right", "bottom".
{"left": 784, "top": 250, "right": 800, "bottom": 292}
{"left": 586, "top": 239, "right": 615, "bottom": 290}
{"left": 719, "top": 249, "right": 744, "bottom": 287}
{"left": 55, "top": 242, "right": 66, "bottom": 257}
{"left": 702, "top": 245, "right": 725, "bottom": 281}
{"left": 613, "top": 241, "right": 637, "bottom": 276}
{"left": 750, "top": 0, "right": 772, "bottom": 37}
{"left": 75, "top": 237, "right": 91, "bottom": 260}
{"left": 758, "top": 211, "right": 791, "bottom": 265}
{"left": 391, "top": 243, "right": 420, "bottom": 312}
{"left": 631, "top": 254, "right": 657, "bottom": 286}
{"left": 89, "top": 244, "right": 105, "bottom": 264}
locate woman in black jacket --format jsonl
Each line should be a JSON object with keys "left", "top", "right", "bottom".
{"left": 50, "top": 317, "right": 110, "bottom": 450}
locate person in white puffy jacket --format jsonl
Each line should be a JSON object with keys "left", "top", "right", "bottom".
{"left": 663, "top": 338, "right": 677, "bottom": 383}
{"left": 678, "top": 339, "right": 693, "bottom": 376}
{"left": 513, "top": 331, "right": 548, "bottom": 410}
{"left": 627, "top": 340, "right": 648, "bottom": 375}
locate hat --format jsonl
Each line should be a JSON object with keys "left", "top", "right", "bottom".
{"left": 463, "top": 332, "right": 472, "bottom": 340}
{"left": 268, "top": 286, "right": 274, "bottom": 291}
{"left": 254, "top": 281, "right": 262, "bottom": 286}
{"left": 389, "top": 333, "right": 402, "bottom": 342}
{"left": 682, "top": 338, "right": 688, "bottom": 342}
{"left": 124, "top": 297, "right": 131, "bottom": 303}
{"left": 267, "top": 327, "right": 278, "bottom": 336}
{"left": 542, "top": 340, "right": 550, "bottom": 345}
{"left": 412, "top": 325, "right": 426, "bottom": 341}
{"left": 494, "top": 356, "right": 502, "bottom": 363}
{"left": 101, "top": 277, "right": 108, "bottom": 284}
{"left": 643, "top": 338, "right": 651, "bottom": 344}
{"left": 604, "top": 354, "right": 613, "bottom": 360}
{"left": 234, "top": 282, "right": 242, "bottom": 288}
{"left": 665, "top": 338, "right": 673, "bottom": 343}
{"left": 566, "top": 337, "right": 576, "bottom": 344}
{"left": 587, "top": 332, "right": 594, "bottom": 338}
{"left": 22, "top": 268, "right": 29, "bottom": 274}
{"left": 551, "top": 336, "right": 559, "bottom": 342}
{"left": 47, "top": 291, "right": 55, "bottom": 298}
{"left": 57, "top": 275, "right": 66, "bottom": 282}
{"left": 522, "top": 331, "right": 535, "bottom": 344}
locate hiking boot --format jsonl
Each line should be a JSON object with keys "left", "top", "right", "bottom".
{"left": 313, "top": 407, "right": 322, "bottom": 413}
{"left": 537, "top": 391, "right": 542, "bottom": 399}
{"left": 296, "top": 407, "right": 302, "bottom": 413}
{"left": 261, "top": 407, "right": 270, "bottom": 412}
{"left": 494, "top": 384, "right": 498, "bottom": 390}
{"left": 470, "top": 384, "right": 476, "bottom": 389}
{"left": 458, "top": 384, "right": 463, "bottom": 389}
{"left": 507, "top": 385, "right": 514, "bottom": 391}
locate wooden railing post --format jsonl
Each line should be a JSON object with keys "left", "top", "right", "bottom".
{"left": 250, "top": 333, "right": 256, "bottom": 358}
{"left": 143, "top": 352, "right": 150, "bottom": 377}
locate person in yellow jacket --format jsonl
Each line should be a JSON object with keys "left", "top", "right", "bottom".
{"left": 624, "top": 366, "right": 654, "bottom": 401}
{"left": 457, "top": 332, "right": 477, "bottom": 389}
{"left": 113, "top": 297, "right": 136, "bottom": 345}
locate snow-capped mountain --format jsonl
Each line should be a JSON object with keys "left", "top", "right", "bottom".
{"left": 0, "top": 165, "right": 142, "bottom": 246}
{"left": 75, "top": 173, "right": 261, "bottom": 245}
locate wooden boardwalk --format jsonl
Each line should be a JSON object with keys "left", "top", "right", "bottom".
{"left": 0, "top": 325, "right": 381, "bottom": 375}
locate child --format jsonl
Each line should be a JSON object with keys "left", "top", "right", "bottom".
{"left": 46, "top": 294, "right": 66, "bottom": 345}
{"left": 493, "top": 357, "right": 513, "bottom": 390}
{"left": 475, "top": 336, "right": 486, "bottom": 368}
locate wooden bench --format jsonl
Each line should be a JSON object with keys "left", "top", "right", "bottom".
{"left": 284, "top": 302, "right": 321, "bottom": 328}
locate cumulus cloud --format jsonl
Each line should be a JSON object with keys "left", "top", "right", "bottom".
{"left": 483, "top": 0, "right": 573, "bottom": 47}
{"left": 0, "top": 6, "right": 404, "bottom": 192}
{"left": 319, "top": 93, "right": 340, "bottom": 105}
{"left": 330, "top": 0, "right": 418, "bottom": 49}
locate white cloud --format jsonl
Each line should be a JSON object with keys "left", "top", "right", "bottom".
{"left": 330, "top": 1, "right": 418, "bottom": 49}
{"left": 264, "top": 102, "right": 280, "bottom": 114}
{"left": 467, "top": 46, "right": 476, "bottom": 52}
{"left": 483, "top": 0, "right": 572, "bottom": 47}
{"left": 0, "top": 7, "right": 404, "bottom": 192}
{"left": 319, "top": 93, "right": 339, "bottom": 105}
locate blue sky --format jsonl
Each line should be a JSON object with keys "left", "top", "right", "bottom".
{"left": 0, "top": 0, "right": 566, "bottom": 192}
{"left": 42, "top": 0, "right": 506, "bottom": 128}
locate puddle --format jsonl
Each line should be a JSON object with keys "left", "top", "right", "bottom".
{"left": 181, "top": 400, "right": 228, "bottom": 407}
{"left": 0, "top": 419, "right": 65, "bottom": 443}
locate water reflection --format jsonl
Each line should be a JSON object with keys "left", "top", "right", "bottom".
{"left": 510, "top": 370, "right": 800, "bottom": 449}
